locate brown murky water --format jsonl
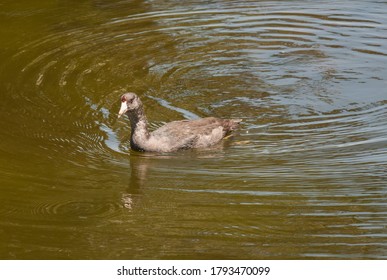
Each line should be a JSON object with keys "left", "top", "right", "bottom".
{"left": 1, "top": 0, "right": 387, "bottom": 259}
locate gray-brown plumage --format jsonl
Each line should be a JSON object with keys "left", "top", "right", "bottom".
{"left": 118, "top": 92, "right": 241, "bottom": 152}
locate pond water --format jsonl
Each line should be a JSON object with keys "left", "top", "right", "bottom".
{"left": 1, "top": 0, "right": 387, "bottom": 259}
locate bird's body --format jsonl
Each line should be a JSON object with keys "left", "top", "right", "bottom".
{"left": 118, "top": 93, "right": 241, "bottom": 153}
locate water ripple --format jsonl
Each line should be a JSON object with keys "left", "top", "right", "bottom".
{"left": 1, "top": 0, "right": 387, "bottom": 259}
{"left": 31, "top": 200, "right": 122, "bottom": 220}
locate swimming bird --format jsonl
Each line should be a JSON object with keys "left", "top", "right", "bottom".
{"left": 118, "top": 92, "right": 241, "bottom": 152}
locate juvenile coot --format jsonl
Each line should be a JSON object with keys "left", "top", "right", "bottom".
{"left": 118, "top": 92, "right": 241, "bottom": 152}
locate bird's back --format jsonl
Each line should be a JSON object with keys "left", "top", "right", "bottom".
{"left": 148, "top": 117, "right": 241, "bottom": 151}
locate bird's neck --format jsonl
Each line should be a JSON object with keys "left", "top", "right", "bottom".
{"left": 127, "top": 106, "right": 150, "bottom": 151}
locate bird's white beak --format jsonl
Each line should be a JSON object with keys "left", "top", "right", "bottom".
{"left": 118, "top": 101, "right": 128, "bottom": 118}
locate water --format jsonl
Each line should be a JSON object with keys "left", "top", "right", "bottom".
{"left": 1, "top": 0, "right": 387, "bottom": 259}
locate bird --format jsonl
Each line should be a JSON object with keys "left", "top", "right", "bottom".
{"left": 118, "top": 92, "right": 241, "bottom": 152}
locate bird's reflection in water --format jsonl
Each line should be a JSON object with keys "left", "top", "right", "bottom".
{"left": 121, "top": 138, "right": 237, "bottom": 210}
{"left": 121, "top": 152, "right": 150, "bottom": 210}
